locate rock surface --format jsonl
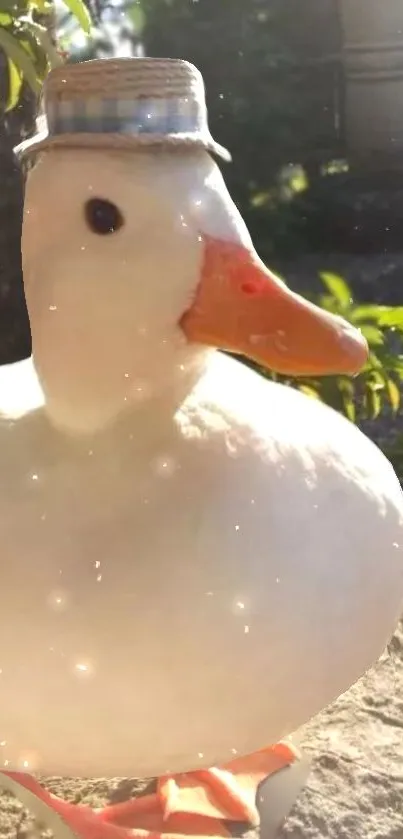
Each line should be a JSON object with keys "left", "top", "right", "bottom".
{"left": 280, "top": 620, "right": 403, "bottom": 838}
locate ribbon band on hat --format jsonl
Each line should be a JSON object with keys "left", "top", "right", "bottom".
{"left": 47, "top": 94, "right": 203, "bottom": 138}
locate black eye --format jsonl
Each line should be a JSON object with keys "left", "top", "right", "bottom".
{"left": 84, "top": 198, "right": 124, "bottom": 235}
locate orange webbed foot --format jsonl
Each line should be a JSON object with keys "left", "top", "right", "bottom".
{"left": 0, "top": 742, "right": 304, "bottom": 839}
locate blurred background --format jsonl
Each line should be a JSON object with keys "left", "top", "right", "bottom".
{"left": 1, "top": 0, "right": 403, "bottom": 469}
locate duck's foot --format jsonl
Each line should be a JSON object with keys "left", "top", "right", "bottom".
{"left": 0, "top": 742, "right": 308, "bottom": 839}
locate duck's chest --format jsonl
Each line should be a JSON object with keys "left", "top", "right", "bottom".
{"left": 0, "top": 426, "right": 270, "bottom": 627}
{"left": 0, "top": 415, "right": 394, "bottom": 620}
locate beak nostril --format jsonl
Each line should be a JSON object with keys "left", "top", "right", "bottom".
{"left": 241, "top": 281, "right": 263, "bottom": 296}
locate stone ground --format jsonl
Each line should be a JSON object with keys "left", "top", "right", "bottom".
{"left": 279, "top": 620, "right": 403, "bottom": 838}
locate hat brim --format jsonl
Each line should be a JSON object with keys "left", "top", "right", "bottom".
{"left": 14, "top": 128, "right": 232, "bottom": 163}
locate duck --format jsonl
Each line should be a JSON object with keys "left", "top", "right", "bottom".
{"left": 0, "top": 55, "right": 402, "bottom": 839}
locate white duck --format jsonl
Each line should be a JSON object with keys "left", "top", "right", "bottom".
{"left": 1, "top": 57, "right": 402, "bottom": 796}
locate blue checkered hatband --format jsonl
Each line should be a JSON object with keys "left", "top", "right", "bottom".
{"left": 46, "top": 95, "right": 205, "bottom": 138}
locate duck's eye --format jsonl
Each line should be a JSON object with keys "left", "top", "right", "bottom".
{"left": 84, "top": 198, "right": 124, "bottom": 235}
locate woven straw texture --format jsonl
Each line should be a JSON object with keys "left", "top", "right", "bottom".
{"left": 44, "top": 57, "right": 204, "bottom": 102}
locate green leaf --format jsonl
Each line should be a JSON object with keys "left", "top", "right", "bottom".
{"left": 29, "top": 0, "right": 53, "bottom": 12}
{"left": 126, "top": 2, "right": 146, "bottom": 31}
{"left": 366, "top": 371, "right": 385, "bottom": 394}
{"left": 366, "top": 351, "right": 383, "bottom": 370}
{"left": 359, "top": 324, "right": 384, "bottom": 346}
{"left": 250, "top": 191, "right": 270, "bottom": 208}
{"left": 378, "top": 307, "right": 403, "bottom": 329}
{"left": 21, "top": 20, "right": 64, "bottom": 69}
{"left": 366, "top": 381, "right": 382, "bottom": 419}
{"left": 18, "top": 31, "right": 47, "bottom": 79}
{"left": 60, "top": 0, "right": 92, "bottom": 34}
{"left": 386, "top": 377, "right": 400, "bottom": 413}
{"left": 341, "top": 391, "right": 355, "bottom": 422}
{"left": 298, "top": 384, "right": 320, "bottom": 400}
{"left": 0, "top": 12, "right": 12, "bottom": 24}
{"left": 335, "top": 377, "right": 356, "bottom": 422}
{"left": 319, "top": 272, "right": 351, "bottom": 308}
{"left": 0, "top": 27, "right": 40, "bottom": 94}
{"left": 317, "top": 293, "right": 340, "bottom": 313}
{"left": 351, "top": 304, "right": 391, "bottom": 323}
{"left": 6, "top": 56, "right": 22, "bottom": 110}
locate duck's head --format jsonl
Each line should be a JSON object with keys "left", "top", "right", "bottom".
{"left": 22, "top": 147, "right": 367, "bottom": 435}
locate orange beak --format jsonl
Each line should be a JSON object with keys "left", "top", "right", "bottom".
{"left": 180, "top": 236, "right": 368, "bottom": 376}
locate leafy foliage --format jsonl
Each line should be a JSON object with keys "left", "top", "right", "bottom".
{"left": 0, "top": 0, "right": 92, "bottom": 111}
{"left": 261, "top": 273, "right": 403, "bottom": 423}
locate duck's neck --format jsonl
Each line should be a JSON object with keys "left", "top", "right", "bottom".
{"left": 36, "top": 348, "right": 213, "bottom": 450}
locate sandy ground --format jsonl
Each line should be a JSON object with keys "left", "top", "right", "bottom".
{"left": 0, "top": 621, "right": 401, "bottom": 839}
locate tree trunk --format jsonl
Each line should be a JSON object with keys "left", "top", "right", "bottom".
{"left": 0, "top": 54, "right": 34, "bottom": 363}
{"left": 339, "top": 0, "right": 403, "bottom": 167}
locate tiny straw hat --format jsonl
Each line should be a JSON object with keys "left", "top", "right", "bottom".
{"left": 15, "top": 56, "right": 231, "bottom": 162}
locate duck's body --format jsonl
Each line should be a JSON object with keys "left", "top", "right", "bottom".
{"left": 3, "top": 55, "right": 402, "bottom": 838}
{"left": 0, "top": 349, "right": 401, "bottom": 778}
